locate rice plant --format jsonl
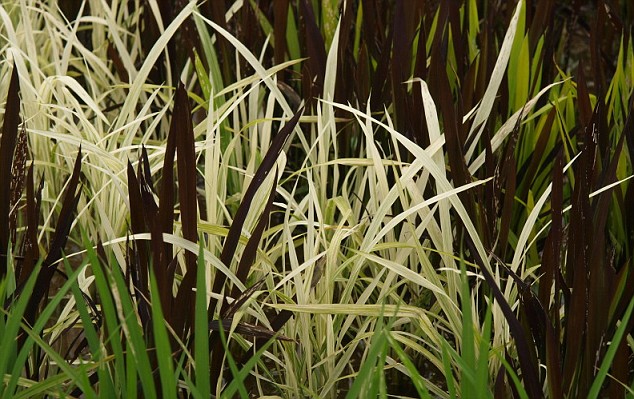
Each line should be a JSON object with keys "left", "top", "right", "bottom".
{"left": 1, "top": 0, "right": 633, "bottom": 397}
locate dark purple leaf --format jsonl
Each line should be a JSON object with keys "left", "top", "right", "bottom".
{"left": 0, "top": 64, "right": 21, "bottom": 277}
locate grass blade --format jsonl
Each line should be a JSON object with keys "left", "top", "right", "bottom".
{"left": 587, "top": 296, "right": 634, "bottom": 398}
{"left": 230, "top": 171, "right": 278, "bottom": 296}
{"left": 24, "top": 147, "right": 82, "bottom": 329}
{"left": 300, "top": 0, "right": 326, "bottom": 93}
{"left": 466, "top": 0, "right": 524, "bottom": 161}
{"left": 149, "top": 268, "right": 177, "bottom": 398}
{"left": 466, "top": 238, "right": 542, "bottom": 399}
{"left": 173, "top": 82, "right": 199, "bottom": 335}
{"left": 0, "top": 64, "right": 21, "bottom": 277}
{"left": 194, "top": 240, "right": 210, "bottom": 398}
{"left": 211, "top": 106, "right": 303, "bottom": 313}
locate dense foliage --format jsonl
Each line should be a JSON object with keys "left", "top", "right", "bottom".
{"left": 1, "top": 0, "right": 633, "bottom": 397}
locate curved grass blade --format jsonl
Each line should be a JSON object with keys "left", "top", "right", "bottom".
{"left": 465, "top": 0, "right": 524, "bottom": 161}
{"left": 208, "top": 106, "right": 303, "bottom": 389}
{"left": 229, "top": 170, "right": 278, "bottom": 299}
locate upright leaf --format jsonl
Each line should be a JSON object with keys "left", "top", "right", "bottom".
{"left": 0, "top": 65, "right": 21, "bottom": 277}
{"left": 173, "top": 82, "right": 199, "bottom": 335}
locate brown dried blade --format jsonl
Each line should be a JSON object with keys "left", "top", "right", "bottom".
{"left": 447, "top": 1, "right": 466, "bottom": 79}
{"left": 355, "top": 43, "right": 371, "bottom": 107}
{"left": 126, "top": 234, "right": 150, "bottom": 327}
{"left": 126, "top": 161, "right": 151, "bottom": 323}
{"left": 528, "top": 0, "right": 556, "bottom": 50}
{"left": 426, "top": 3, "right": 448, "bottom": 99}
{"left": 300, "top": 0, "right": 326, "bottom": 92}
{"left": 127, "top": 161, "right": 148, "bottom": 271}
{"left": 9, "top": 124, "right": 28, "bottom": 243}
{"left": 172, "top": 86, "right": 197, "bottom": 232}
{"left": 541, "top": 150, "right": 564, "bottom": 399}
{"left": 483, "top": 136, "right": 496, "bottom": 242}
{"left": 140, "top": 145, "right": 153, "bottom": 187}
{"left": 432, "top": 33, "right": 474, "bottom": 229}
{"left": 360, "top": 0, "right": 384, "bottom": 59}
{"left": 107, "top": 41, "right": 129, "bottom": 84}
{"left": 140, "top": 169, "right": 172, "bottom": 322}
{"left": 411, "top": 22, "right": 429, "bottom": 148}
{"left": 158, "top": 87, "right": 178, "bottom": 269}
{"left": 43, "top": 148, "right": 83, "bottom": 268}
{"left": 209, "top": 106, "right": 303, "bottom": 388}
{"left": 172, "top": 82, "right": 199, "bottom": 335}
{"left": 390, "top": 0, "right": 419, "bottom": 136}
{"left": 590, "top": 4, "right": 609, "bottom": 95}
{"left": 466, "top": 238, "right": 542, "bottom": 399}
{"left": 494, "top": 362, "right": 507, "bottom": 398}
{"left": 576, "top": 64, "right": 593, "bottom": 127}
{"left": 0, "top": 64, "right": 21, "bottom": 277}
{"left": 489, "top": 250, "right": 550, "bottom": 351}
{"left": 462, "top": 55, "right": 479, "bottom": 114}
{"left": 606, "top": 260, "right": 633, "bottom": 398}
{"left": 204, "top": 0, "right": 233, "bottom": 82}
{"left": 584, "top": 130, "right": 626, "bottom": 393}
{"left": 18, "top": 164, "right": 42, "bottom": 285}
{"left": 497, "top": 115, "right": 522, "bottom": 260}
{"left": 561, "top": 104, "right": 598, "bottom": 392}
{"left": 24, "top": 148, "right": 83, "bottom": 329}
{"left": 334, "top": 0, "right": 355, "bottom": 105}
{"left": 228, "top": 169, "right": 278, "bottom": 301}
{"left": 369, "top": 28, "right": 393, "bottom": 112}
{"left": 273, "top": 0, "right": 290, "bottom": 76}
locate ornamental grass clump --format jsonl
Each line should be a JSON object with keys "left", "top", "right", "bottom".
{"left": 1, "top": 0, "right": 634, "bottom": 397}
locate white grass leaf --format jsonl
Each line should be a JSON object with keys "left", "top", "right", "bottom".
{"left": 362, "top": 251, "right": 450, "bottom": 299}
{"left": 193, "top": 10, "right": 293, "bottom": 116}
{"left": 370, "top": 177, "right": 491, "bottom": 249}
{"left": 410, "top": 78, "right": 457, "bottom": 295}
{"left": 468, "top": 80, "right": 565, "bottom": 174}
{"left": 321, "top": 99, "right": 494, "bottom": 282}
{"left": 102, "top": 233, "right": 246, "bottom": 292}
{"left": 465, "top": 0, "right": 523, "bottom": 162}
{"left": 323, "top": 20, "right": 340, "bottom": 100}
{"left": 114, "top": 2, "right": 195, "bottom": 130}
{"left": 509, "top": 153, "right": 581, "bottom": 276}
{"left": 54, "top": 76, "right": 109, "bottom": 125}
